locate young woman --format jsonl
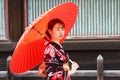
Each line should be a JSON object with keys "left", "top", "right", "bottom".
{"left": 38, "top": 18, "right": 79, "bottom": 80}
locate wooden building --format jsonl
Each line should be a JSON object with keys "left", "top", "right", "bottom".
{"left": 0, "top": 0, "right": 120, "bottom": 80}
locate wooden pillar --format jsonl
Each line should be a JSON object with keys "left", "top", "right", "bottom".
{"left": 7, "top": 56, "right": 13, "bottom": 80}
{"left": 8, "top": 0, "right": 24, "bottom": 42}
{"left": 97, "top": 54, "right": 104, "bottom": 80}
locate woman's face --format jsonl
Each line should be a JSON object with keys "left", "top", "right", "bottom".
{"left": 49, "top": 23, "right": 65, "bottom": 41}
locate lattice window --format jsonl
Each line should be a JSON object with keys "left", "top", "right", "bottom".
{"left": 27, "top": 0, "right": 120, "bottom": 39}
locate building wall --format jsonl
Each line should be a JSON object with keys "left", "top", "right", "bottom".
{"left": 1, "top": 46, "right": 120, "bottom": 80}
{"left": 1, "top": 41, "right": 120, "bottom": 71}
{"left": 1, "top": 0, "right": 120, "bottom": 72}
{"left": 0, "top": 0, "right": 120, "bottom": 80}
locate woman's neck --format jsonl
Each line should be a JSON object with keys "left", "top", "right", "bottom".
{"left": 50, "top": 39, "right": 59, "bottom": 44}
{"left": 50, "top": 39, "right": 62, "bottom": 48}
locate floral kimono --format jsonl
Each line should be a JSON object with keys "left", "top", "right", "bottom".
{"left": 44, "top": 42, "right": 71, "bottom": 80}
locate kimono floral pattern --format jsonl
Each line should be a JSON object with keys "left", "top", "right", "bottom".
{"left": 44, "top": 42, "right": 71, "bottom": 80}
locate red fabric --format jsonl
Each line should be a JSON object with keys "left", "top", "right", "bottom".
{"left": 38, "top": 61, "right": 46, "bottom": 77}
{"left": 51, "top": 74, "right": 63, "bottom": 80}
{"left": 10, "top": 15, "right": 48, "bottom": 74}
{"left": 10, "top": 39, "right": 46, "bottom": 73}
{"left": 10, "top": 2, "right": 78, "bottom": 74}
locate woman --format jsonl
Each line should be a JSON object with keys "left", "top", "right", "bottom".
{"left": 38, "top": 18, "right": 79, "bottom": 80}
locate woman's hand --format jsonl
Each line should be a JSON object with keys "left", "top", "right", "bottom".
{"left": 63, "top": 62, "right": 70, "bottom": 71}
{"left": 68, "top": 61, "right": 79, "bottom": 75}
{"left": 71, "top": 61, "right": 79, "bottom": 70}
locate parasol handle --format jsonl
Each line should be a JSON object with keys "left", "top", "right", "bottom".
{"left": 69, "top": 59, "right": 73, "bottom": 63}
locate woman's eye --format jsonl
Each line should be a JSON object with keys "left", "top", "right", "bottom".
{"left": 57, "top": 29, "right": 60, "bottom": 31}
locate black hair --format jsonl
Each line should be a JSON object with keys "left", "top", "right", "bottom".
{"left": 45, "top": 18, "right": 65, "bottom": 39}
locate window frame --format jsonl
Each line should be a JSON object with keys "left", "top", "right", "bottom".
{"left": 0, "top": 0, "right": 9, "bottom": 41}
{"left": 5, "top": 0, "right": 9, "bottom": 40}
{"left": 0, "top": 0, "right": 24, "bottom": 52}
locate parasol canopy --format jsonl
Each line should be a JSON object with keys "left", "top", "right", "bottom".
{"left": 10, "top": 2, "right": 78, "bottom": 74}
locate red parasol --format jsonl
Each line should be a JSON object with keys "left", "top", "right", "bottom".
{"left": 10, "top": 2, "right": 78, "bottom": 74}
